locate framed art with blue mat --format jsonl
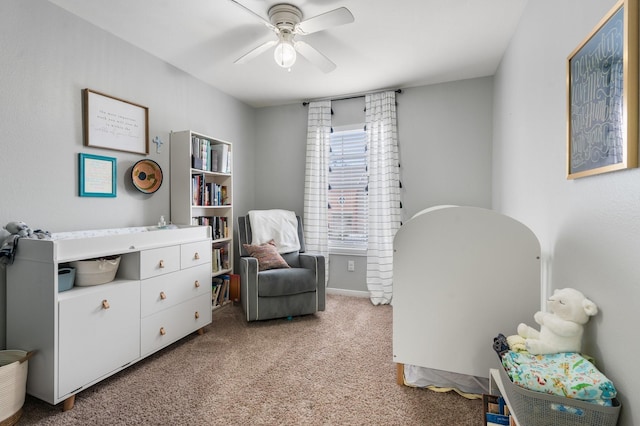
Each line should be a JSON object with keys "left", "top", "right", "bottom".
{"left": 78, "top": 153, "right": 116, "bottom": 197}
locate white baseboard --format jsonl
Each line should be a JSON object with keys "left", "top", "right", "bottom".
{"left": 326, "top": 288, "right": 370, "bottom": 298}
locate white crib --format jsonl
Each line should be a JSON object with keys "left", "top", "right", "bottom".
{"left": 392, "top": 206, "right": 541, "bottom": 394}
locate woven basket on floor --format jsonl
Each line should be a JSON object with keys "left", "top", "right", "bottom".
{"left": 0, "top": 350, "right": 34, "bottom": 426}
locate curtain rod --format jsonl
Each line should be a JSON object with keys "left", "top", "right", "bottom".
{"left": 302, "top": 89, "right": 402, "bottom": 106}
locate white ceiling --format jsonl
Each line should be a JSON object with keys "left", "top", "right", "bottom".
{"left": 48, "top": 0, "right": 527, "bottom": 108}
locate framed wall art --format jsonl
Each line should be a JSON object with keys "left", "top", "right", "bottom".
{"left": 567, "top": 0, "right": 638, "bottom": 179}
{"left": 79, "top": 153, "right": 117, "bottom": 197}
{"left": 83, "top": 88, "right": 149, "bottom": 155}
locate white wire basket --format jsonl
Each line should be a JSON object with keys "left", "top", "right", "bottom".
{"left": 0, "top": 350, "right": 34, "bottom": 426}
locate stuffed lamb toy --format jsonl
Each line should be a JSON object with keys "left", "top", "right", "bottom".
{"left": 517, "top": 287, "right": 598, "bottom": 355}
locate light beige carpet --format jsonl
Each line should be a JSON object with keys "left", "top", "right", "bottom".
{"left": 18, "top": 294, "right": 483, "bottom": 425}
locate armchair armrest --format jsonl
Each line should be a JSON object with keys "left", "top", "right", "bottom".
{"left": 240, "top": 256, "right": 259, "bottom": 321}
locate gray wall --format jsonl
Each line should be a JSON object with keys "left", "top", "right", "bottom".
{"left": 0, "top": 0, "right": 256, "bottom": 347}
{"left": 493, "top": 0, "right": 638, "bottom": 424}
{"left": 253, "top": 104, "right": 308, "bottom": 213}
{"left": 397, "top": 78, "right": 493, "bottom": 219}
{"left": 251, "top": 78, "right": 494, "bottom": 293}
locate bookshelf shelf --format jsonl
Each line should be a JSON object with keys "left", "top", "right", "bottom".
{"left": 170, "top": 130, "right": 234, "bottom": 308}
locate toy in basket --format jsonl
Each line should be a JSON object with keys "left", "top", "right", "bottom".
{"left": 517, "top": 287, "right": 598, "bottom": 355}
{"left": 0, "top": 350, "right": 34, "bottom": 426}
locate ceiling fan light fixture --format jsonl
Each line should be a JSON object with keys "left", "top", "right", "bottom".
{"left": 274, "top": 39, "right": 296, "bottom": 68}
{"left": 233, "top": 2, "right": 353, "bottom": 73}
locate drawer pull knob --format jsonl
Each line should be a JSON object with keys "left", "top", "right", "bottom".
{"left": 195, "top": 311, "right": 200, "bottom": 319}
{"left": 160, "top": 291, "right": 167, "bottom": 300}
{"left": 194, "top": 252, "right": 200, "bottom": 260}
{"left": 102, "top": 300, "right": 110, "bottom": 309}
{"left": 159, "top": 260, "right": 165, "bottom": 268}
{"left": 194, "top": 280, "right": 200, "bottom": 288}
{"left": 159, "top": 327, "right": 166, "bottom": 336}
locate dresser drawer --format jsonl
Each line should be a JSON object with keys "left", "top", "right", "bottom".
{"left": 140, "top": 245, "right": 180, "bottom": 279}
{"left": 140, "top": 293, "right": 212, "bottom": 357}
{"left": 58, "top": 280, "right": 140, "bottom": 397}
{"left": 180, "top": 240, "right": 211, "bottom": 269}
{"left": 140, "top": 263, "right": 211, "bottom": 317}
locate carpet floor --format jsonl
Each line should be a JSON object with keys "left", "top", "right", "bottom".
{"left": 17, "top": 294, "right": 483, "bottom": 425}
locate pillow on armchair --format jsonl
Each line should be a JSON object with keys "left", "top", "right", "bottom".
{"left": 242, "top": 240, "right": 290, "bottom": 271}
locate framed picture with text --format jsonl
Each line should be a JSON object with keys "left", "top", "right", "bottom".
{"left": 567, "top": 0, "right": 638, "bottom": 179}
{"left": 83, "top": 89, "right": 149, "bottom": 155}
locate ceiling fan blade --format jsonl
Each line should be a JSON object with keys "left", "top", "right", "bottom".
{"left": 295, "top": 7, "right": 354, "bottom": 35}
{"left": 234, "top": 40, "right": 277, "bottom": 64}
{"left": 228, "top": 0, "right": 276, "bottom": 31}
{"left": 294, "top": 41, "right": 336, "bottom": 73}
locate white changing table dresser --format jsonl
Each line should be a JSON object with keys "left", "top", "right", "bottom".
{"left": 6, "top": 225, "right": 212, "bottom": 410}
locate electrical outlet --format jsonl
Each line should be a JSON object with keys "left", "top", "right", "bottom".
{"left": 347, "top": 260, "right": 355, "bottom": 272}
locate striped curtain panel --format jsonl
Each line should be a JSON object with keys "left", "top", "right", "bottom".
{"left": 303, "top": 100, "right": 332, "bottom": 282}
{"left": 365, "top": 91, "right": 401, "bottom": 305}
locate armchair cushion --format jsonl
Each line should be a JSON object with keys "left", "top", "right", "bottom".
{"left": 242, "top": 240, "right": 290, "bottom": 271}
{"left": 257, "top": 268, "right": 318, "bottom": 297}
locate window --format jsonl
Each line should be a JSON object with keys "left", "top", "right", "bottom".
{"left": 328, "top": 127, "right": 368, "bottom": 251}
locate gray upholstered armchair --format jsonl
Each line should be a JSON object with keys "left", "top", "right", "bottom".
{"left": 237, "top": 214, "right": 325, "bottom": 321}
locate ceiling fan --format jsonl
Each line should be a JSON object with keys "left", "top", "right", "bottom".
{"left": 229, "top": 1, "right": 355, "bottom": 73}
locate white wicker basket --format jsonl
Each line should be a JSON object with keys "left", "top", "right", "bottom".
{"left": 0, "top": 350, "right": 33, "bottom": 426}
{"left": 70, "top": 255, "right": 121, "bottom": 286}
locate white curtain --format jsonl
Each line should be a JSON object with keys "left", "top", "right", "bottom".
{"left": 303, "top": 100, "right": 331, "bottom": 281}
{"left": 365, "top": 91, "right": 401, "bottom": 305}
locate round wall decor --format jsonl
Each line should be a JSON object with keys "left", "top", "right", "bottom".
{"left": 131, "top": 159, "right": 163, "bottom": 194}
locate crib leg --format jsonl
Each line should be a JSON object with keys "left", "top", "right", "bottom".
{"left": 396, "top": 363, "right": 404, "bottom": 385}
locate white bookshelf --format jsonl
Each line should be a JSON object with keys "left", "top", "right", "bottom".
{"left": 170, "top": 130, "right": 233, "bottom": 308}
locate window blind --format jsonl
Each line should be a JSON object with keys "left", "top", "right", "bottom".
{"left": 328, "top": 128, "right": 368, "bottom": 249}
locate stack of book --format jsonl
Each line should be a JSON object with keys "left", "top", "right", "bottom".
{"left": 212, "top": 275, "right": 230, "bottom": 308}
{"left": 482, "top": 394, "right": 512, "bottom": 426}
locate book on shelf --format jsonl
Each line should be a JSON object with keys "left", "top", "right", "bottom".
{"left": 207, "top": 183, "right": 226, "bottom": 206}
{"left": 211, "top": 280, "right": 221, "bottom": 304}
{"left": 192, "top": 175, "right": 199, "bottom": 205}
{"left": 201, "top": 138, "right": 210, "bottom": 171}
{"left": 191, "top": 174, "right": 207, "bottom": 206}
{"left": 212, "top": 241, "right": 230, "bottom": 272}
{"left": 220, "top": 185, "right": 228, "bottom": 205}
{"left": 219, "top": 277, "right": 229, "bottom": 305}
{"left": 210, "top": 144, "right": 230, "bottom": 174}
{"left": 212, "top": 246, "right": 221, "bottom": 272}
{"left": 209, "top": 148, "right": 218, "bottom": 172}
